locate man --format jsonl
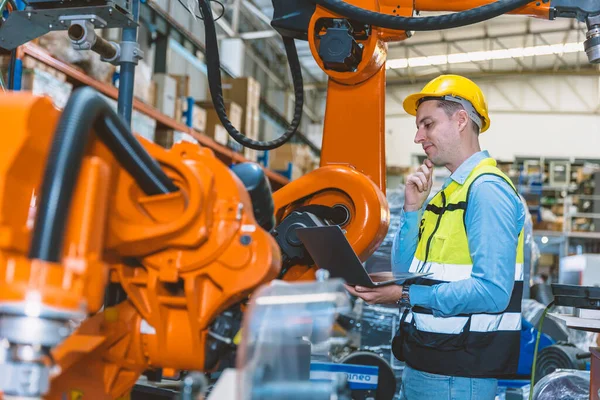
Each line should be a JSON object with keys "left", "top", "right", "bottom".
{"left": 345, "top": 74, "right": 525, "bottom": 399}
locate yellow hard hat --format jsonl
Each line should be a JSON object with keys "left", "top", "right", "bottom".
{"left": 403, "top": 75, "right": 490, "bottom": 133}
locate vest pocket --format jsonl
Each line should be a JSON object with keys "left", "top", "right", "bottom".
{"left": 428, "top": 234, "right": 447, "bottom": 260}
{"left": 400, "top": 311, "right": 472, "bottom": 352}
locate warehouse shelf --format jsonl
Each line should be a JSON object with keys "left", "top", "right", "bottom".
{"left": 22, "top": 42, "right": 289, "bottom": 189}
{"left": 142, "top": 0, "right": 321, "bottom": 156}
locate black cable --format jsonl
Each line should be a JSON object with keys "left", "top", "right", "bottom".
{"left": 29, "top": 87, "right": 178, "bottom": 262}
{"left": 7, "top": 48, "right": 15, "bottom": 90}
{"left": 199, "top": 0, "right": 304, "bottom": 151}
{"left": 310, "top": 0, "right": 533, "bottom": 31}
{"left": 178, "top": 0, "right": 224, "bottom": 21}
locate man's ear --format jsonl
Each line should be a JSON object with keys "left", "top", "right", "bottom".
{"left": 456, "top": 109, "right": 470, "bottom": 133}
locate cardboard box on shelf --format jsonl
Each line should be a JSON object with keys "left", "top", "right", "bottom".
{"left": 4, "top": 55, "right": 69, "bottom": 82}
{"left": 192, "top": 105, "right": 207, "bottom": 132}
{"left": 174, "top": 96, "right": 184, "bottom": 123}
{"left": 155, "top": 74, "right": 177, "bottom": 119}
{"left": 173, "top": 131, "right": 199, "bottom": 145}
{"left": 170, "top": 74, "right": 190, "bottom": 98}
{"left": 21, "top": 68, "right": 73, "bottom": 109}
{"left": 131, "top": 110, "right": 157, "bottom": 143}
{"left": 268, "top": 143, "right": 317, "bottom": 179}
{"left": 268, "top": 143, "right": 294, "bottom": 171}
{"left": 215, "top": 77, "right": 261, "bottom": 137}
{"left": 198, "top": 101, "right": 243, "bottom": 146}
{"left": 148, "top": 81, "right": 157, "bottom": 108}
{"left": 155, "top": 128, "right": 175, "bottom": 149}
{"left": 244, "top": 148, "right": 258, "bottom": 162}
{"left": 133, "top": 60, "right": 154, "bottom": 106}
{"left": 214, "top": 125, "right": 230, "bottom": 146}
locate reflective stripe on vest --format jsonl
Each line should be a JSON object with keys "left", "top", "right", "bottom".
{"left": 408, "top": 258, "right": 525, "bottom": 282}
{"left": 405, "top": 312, "right": 522, "bottom": 334}
{"left": 393, "top": 157, "right": 525, "bottom": 378}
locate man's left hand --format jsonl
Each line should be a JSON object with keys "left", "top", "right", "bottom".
{"left": 344, "top": 284, "right": 404, "bottom": 305}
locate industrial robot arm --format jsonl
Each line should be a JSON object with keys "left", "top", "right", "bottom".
{"left": 0, "top": 87, "right": 281, "bottom": 399}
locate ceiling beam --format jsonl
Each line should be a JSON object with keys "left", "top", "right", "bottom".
{"left": 386, "top": 68, "right": 600, "bottom": 86}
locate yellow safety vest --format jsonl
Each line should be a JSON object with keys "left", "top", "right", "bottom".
{"left": 393, "top": 157, "right": 524, "bottom": 378}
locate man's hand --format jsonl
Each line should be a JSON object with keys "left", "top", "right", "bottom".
{"left": 344, "top": 284, "right": 403, "bottom": 305}
{"left": 404, "top": 159, "right": 434, "bottom": 212}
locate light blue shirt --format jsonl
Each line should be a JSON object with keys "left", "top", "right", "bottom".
{"left": 391, "top": 150, "right": 525, "bottom": 318}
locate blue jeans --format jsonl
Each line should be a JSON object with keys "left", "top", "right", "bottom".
{"left": 399, "top": 366, "right": 497, "bottom": 400}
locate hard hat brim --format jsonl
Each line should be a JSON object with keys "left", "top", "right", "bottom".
{"left": 402, "top": 92, "right": 490, "bottom": 133}
{"left": 402, "top": 92, "right": 434, "bottom": 116}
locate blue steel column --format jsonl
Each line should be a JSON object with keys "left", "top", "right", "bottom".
{"left": 117, "top": 0, "right": 140, "bottom": 125}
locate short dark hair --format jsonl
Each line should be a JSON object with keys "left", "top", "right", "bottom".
{"left": 436, "top": 100, "right": 480, "bottom": 135}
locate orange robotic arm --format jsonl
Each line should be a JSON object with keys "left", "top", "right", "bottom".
{"left": 0, "top": 87, "right": 280, "bottom": 399}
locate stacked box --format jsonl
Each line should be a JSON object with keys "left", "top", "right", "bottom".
{"left": 0, "top": 55, "right": 68, "bottom": 82}
{"left": 170, "top": 74, "right": 190, "bottom": 98}
{"left": 21, "top": 68, "right": 73, "bottom": 109}
{"left": 268, "top": 143, "right": 317, "bottom": 180}
{"left": 170, "top": 74, "right": 190, "bottom": 123}
{"left": 173, "top": 131, "right": 199, "bottom": 145}
{"left": 198, "top": 101, "right": 243, "bottom": 146}
{"left": 211, "top": 77, "right": 261, "bottom": 156}
{"left": 155, "top": 128, "right": 175, "bottom": 149}
{"left": 192, "top": 105, "right": 207, "bottom": 132}
{"left": 154, "top": 74, "right": 177, "bottom": 119}
{"left": 131, "top": 111, "right": 157, "bottom": 143}
{"left": 134, "top": 60, "right": 155, "bottom": 106}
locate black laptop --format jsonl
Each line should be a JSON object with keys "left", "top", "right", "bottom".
{"left": 296, "top": 225, "right": 430, "bottom": 288}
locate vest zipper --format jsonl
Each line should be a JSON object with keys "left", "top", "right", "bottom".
{"left": 423, "top": 191, "right": 446, "bottom": 264}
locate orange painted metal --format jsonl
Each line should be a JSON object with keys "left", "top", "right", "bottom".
{"left": 0, "top": 93, "right": 111, "bottom": 316}
{"left": 0, "top": 92, "right": 280, "bottom": 398}
{"left": 309, "top": 1, "right": 388, "bottom": 86}
{"left": 48, "top": 302, "right": 147, "bottom": 400}
{"left": 273, "top": 165, "right": 390, "bottom": 281}
{"left": 378, "top": 0, "right": 415, "bottom": 41}
{"left": 277, "top": 0, "right": 410, "bottom": 283}
{"left": 415, "top": 0, "right": 550, "bottom": 18}
{"left": 109, "top": 140, "right": 281, "bottom": 371}
{"left": 320, "top": 69, "right": 387, "bottom": 192}
{"left": 306, "top": 0, "right": 413, "bottom": 192}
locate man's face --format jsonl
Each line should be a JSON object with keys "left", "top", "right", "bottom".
{"left": 414, "top": 100, "right": 461, "bottom": 166}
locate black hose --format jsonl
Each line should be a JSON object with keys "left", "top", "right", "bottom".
{"left": 29, "top": 86, "right": 178, "bottom": 262}
{"left": 198, "top": 0, "right": 304, "bottom": 151}
{"left": 7, "top": 48, "right": 16, "bottom": 90}
{"left": 311, "top": 0, "right": 534, "bottom": 31}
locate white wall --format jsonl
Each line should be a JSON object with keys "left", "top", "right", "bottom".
{"left": 385, "top": 74, "right": 600, "bottom": 166}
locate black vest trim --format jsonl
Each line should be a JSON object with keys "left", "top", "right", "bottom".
{"left": 425, "top": 201, "right": 467, "bottom": 215}
{"left": 393, "top": 327, "right": 521, "bottom": 378}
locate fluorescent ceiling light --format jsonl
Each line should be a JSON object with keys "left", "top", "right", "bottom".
{"left": 386, "top": 42, "right": 584, "bottom": 69}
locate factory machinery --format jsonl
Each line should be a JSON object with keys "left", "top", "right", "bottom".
{"left": 0, "top": 0, "right": 600, "bottom": 399}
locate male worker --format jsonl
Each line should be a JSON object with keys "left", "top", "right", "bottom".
{"left": 345, "top": 74, "right": 525, "bottom": 399}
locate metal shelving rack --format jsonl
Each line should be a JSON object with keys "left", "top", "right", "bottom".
{"left": 21, "top": 42, "right": 290, "bottom": 189}
{"left": 141, "top": 0, "right": 321, "bottom": 156}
